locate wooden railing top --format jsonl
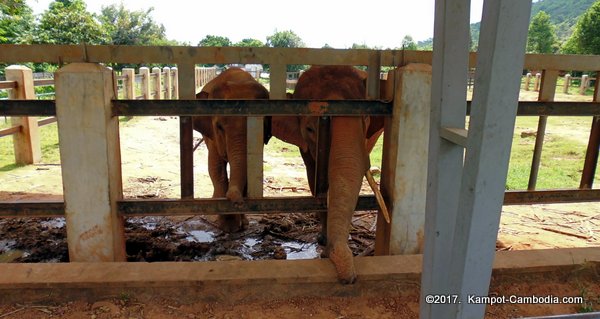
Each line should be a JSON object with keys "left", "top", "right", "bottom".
{"left": 1, "top": 44, "right": 600, "bottom": 70}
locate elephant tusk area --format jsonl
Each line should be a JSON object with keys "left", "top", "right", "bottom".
{"left": 365, "top": 169, "right": 390, "bottom": 223}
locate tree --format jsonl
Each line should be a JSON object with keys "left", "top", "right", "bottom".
{"left": 266, "top": 30, "right": 305, "bottom": 48}
{"left": 234, "top": 38, "right": 264, "bottom": 47}
{"left": 266, "top": 30, "right": 305, "bottom": 72}
{"left": 563, "top": 1, "right": 600, "bottom": 55}
{"left": 34, "top": 0, "right": 108, "bottom": 44}
{"left": 350, "top": 43, "right": 370, "bottom": 49}
{"left": 527, "top": 11, "right": 557, "bottom": 53}
{"left": 198, "top": 35, "right": 231, "bottom": 47}
{"left": 0, "top": 0, "right": 34, "bottom": 44}
{"left": 99, "top": 4, "right": 167, "bottom": 46}
{"left": 401, "top": 35, "right": 417, "bottom": 50}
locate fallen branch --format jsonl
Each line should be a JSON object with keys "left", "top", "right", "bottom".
{"left": 0, "top": 308, "right": 24, "bottom": 319}
{"left": 541, "top": 227, "right": 591, "bottom": 240}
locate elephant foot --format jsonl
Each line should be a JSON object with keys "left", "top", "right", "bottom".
{"left": 326, "top": 242, "right": 356, "bottom": 284}
{"left": 226, "top": 188, "right": 244, "bottom": 204}
{"left": 217, "top": 214, "right": 247, "bottom": 233}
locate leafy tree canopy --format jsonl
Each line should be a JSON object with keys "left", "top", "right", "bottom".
{"left": 527, "top": 11, "right": 557, "bottom": 53}
{"left": 266, "top": 30, "right": 305, "bottom": 48}
{"left": 563, "top": 0, "right": 600, "bottom": 54}
{"left": 99, "top": 3, "right": 167, "bottom": 45}
{"left": 401, "top": 35, "right": 417, "bottom": 50}
{"left": 34, "top": 0, "right": 108, "bottom": 44}
{"left": 0, "top": 0, "right": 34, "bottom": 44}
{"left": 234, "top": 38, "right": 264, "bottom": 47}
{"left": 198, "top": 35, "right": 231, "bottom": 47}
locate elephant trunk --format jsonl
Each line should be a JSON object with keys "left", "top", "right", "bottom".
{"left": 225, "top": 132, "right": 247, "bottom": 203}
{"left": 326, "top": 117, "right": 368, "bottom": 284}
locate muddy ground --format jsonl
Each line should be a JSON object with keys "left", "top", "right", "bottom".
{"left": 1, "top": 116, "right": 600, "bottom": 318}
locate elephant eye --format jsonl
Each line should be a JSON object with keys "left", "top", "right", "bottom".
{"left": 216, "top": 123, "right": 225, "bottom": 131}
{"left": 306, "top": 126, "right": 315, "bottom": 134}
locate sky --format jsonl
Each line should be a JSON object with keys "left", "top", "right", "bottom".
{"left": 27, "top": 0, "right": 485, "bottom": 49}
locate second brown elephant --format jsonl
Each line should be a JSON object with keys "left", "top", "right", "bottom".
{"left": 272, "top": 66, "right": 385, "bottom": 284}
{"left": 193, "top": 67, "right": 269, "bottom": 232}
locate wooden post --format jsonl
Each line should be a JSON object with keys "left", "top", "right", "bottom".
{"left": 580, "top": 74, "right": 600, "bottom": 189}
{"left": 377, "top": 64, "right": 432, "bottom": 255}
{"left": 122, "top": 68, "right": 135, "bottom": 99}
{"left": 177, "top": 62, "right": 196, "bottom": 199}
{"left": 152, "top": 67, "right": 162, "bottom": 99}
{"left": 54, "top": 63, "right": 126, "bottom": 262}
{"left": 528, "top": 70, "right": 558, "bottom": 191}
{"left": 171, "top": 67, "right": 179, "bottom": 99}
{"left": 563, "top": 74, "right": 571, "bottom": 94}
{"left": 5, "top": 65, "right": 41, "bottom": 165}
{"left": 163, "top": 67, "right": 171, "bottom": 99}
{"left": 524, "top": 73, "right": 531, "bottom": 91}
{"left": 139, "top": 67, "right": 150, "bottom": 99}
{"left": 580, "top": 74, "right": 589, "bottom": 95}
{"left": 534, "top": 72, "right": 541, "bottom": 91}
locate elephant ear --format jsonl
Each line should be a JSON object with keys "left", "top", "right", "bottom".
{"left": 192, "top": 116, "right": 214, "bottom": 140}
{"left": 271, "top": 116, "right": 308, "bottom": 153}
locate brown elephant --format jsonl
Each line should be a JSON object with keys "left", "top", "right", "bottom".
{"left": 193, "top": 67, "right": 269, "bottom": 232}
{"left": 272, "top": 66, "right": 385, "bottom": 284}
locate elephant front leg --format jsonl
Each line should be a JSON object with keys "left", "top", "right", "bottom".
{"left": 207, "top": 140, "right": 242, "bottom": 232}
{"left": 325, "top": 117, "right": 368, "bottom": 284}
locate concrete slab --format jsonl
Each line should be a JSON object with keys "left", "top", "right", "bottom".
{"left": 0, "top": 248, "right": 598, "bottom": 304}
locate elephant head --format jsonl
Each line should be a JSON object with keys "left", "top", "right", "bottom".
{"left": 193, "top": 68, "right": 269, "bottom": 232}
{"left": 271, "top": 66, "right": 385, "bottom": 284}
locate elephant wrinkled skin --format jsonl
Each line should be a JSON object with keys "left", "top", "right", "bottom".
{"left": 193, "top": 68, "right": 269, "bottom": 232}
{"left": 273, "top": 66, "right": 385, "bottom": 283}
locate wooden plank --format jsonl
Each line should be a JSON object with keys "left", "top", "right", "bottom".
{"left": 55, "top": 62, "right": 126, "bottom": 262}
{"left": 580, "top": 75, "right": 600, "bottom": 188}
{"left": 0, "top": 125, "right": 20, "bottom": 137}
{"left": 466, "top": 101, "right": 600, "bottom": 116}
{"left": 247, "top": 116, "right": 264, "bottom": 198}
{"left": 0, "top": 44, "right": 598, "bottom": 71}
{"left": 420, "top": 0, "right": 471, "bottom": 317}
{"left": 139, "top": 67, "right": 150, "bottom": 99}
{"left": 37, "top": 116, "right": 57, "bottom": 127}
{"left": 0, "top": 100, "right": 56, "bottom": 116}
{"left": 122, "top": 68, "right": 135, "bottom": 99}
{"left": 118, "top": 196, "right": 377, "bottom": 216}
{"left": 0, "top": 80, "right": 17, "bottom": 89}
{"left": 113, "top": 100, "right": 392, "bottom": 116}
{"left": 445, "top": 1, "right": 531, "bottom": 317}
{"left": 6, "top": 65, "right": 41, "bottom": 165}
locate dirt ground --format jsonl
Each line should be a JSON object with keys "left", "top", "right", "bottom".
{"left": 1, "top": 116, "right": 600, "bottom": 318}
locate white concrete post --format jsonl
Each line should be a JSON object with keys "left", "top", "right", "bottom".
{"left": 152, "top": 67, "right": 162, "bottom": 99}
{"left": 581, "top": 74, "right": 589, "bottom": 95}
{"left": 524, "top": 72, "right": 531, "bottom": 91}
{"left": 534, "top": 73, "right": 542, "bottom": 91}
{"left": 563, "top": 74, "right": 571, "bottom": 94}
{"left": 5, "top": 65, "right": 41, "bottom": 165}
{"left": 139, "top": 67, "right": 150, "bottom": 99}
{"left": 122, "top": 68, "right": 135, "bottom": 99}
{"left": 163, "top": 67, "right": 171, "bottom": 99}
{"left": 171, "top": 67, "right": 179, "bottom": 99}
{"left": 55, "top": 63, "right": 126, "bottom": 262}
{"left": 381, "top": 64, "right": 431, "bottom": 254}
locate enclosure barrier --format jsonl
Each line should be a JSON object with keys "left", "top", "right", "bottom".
{"left": 0, "top": 65, "right": 217, "bottom": 164}
{"left": 0, "top": 44, "right": 599, "bottom": 261}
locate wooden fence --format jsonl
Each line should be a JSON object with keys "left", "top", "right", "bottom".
{"left": 0, "top": 44, "right": 599, "bottom": 261}
{"left": 0, "top": 65, "right": 218, "bottom": 164}
{"left": 523, "top": 72, "right": 596, "bottom": 94}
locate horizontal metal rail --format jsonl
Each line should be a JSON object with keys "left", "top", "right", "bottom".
{"left": 2, "top": 189, "right": 599, "bottom": 218}
{"left": 2, "top": 100, "right": 600, "bottom": 117}
{"left": 113, "top": 100, "right": 393, "bottom": 117}
{"left": 504, "top": 189, "right": 600, "bottom": 205}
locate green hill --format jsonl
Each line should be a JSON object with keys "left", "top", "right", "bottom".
{"left": 531, "top": 0, "right": 597, "bottom": 39}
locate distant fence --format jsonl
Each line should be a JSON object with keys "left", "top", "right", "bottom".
{"left": 0, "top": 65, "right": 218, "bottom": 165}
{"left": 523, "top": 72, "right": 596, "bottom": 95}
